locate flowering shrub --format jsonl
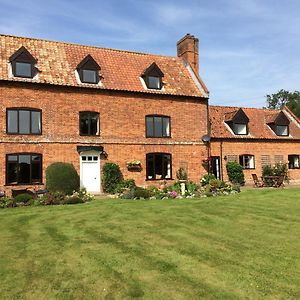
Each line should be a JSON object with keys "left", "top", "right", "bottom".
{"left": 0, "top": 188, "right": 94, "bottom": 209}
{"left": 169, "top": 191, "right": 178, "bottom": 198}
{"left": 200, "top": 174, "right": 216, "bottom": 186}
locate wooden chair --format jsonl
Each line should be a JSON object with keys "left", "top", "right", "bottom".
{"left": 274, "top": 175, "right": 285, "bottom": 188}
{"left": 252, "top": 174, "right": 264, "bottom": 187}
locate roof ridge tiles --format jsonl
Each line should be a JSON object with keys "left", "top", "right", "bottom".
{"left": 209, "top": 104, "right": 279, "bottom": 111}
{"left": 0, "top": 33, "right": 178, "bottom": 59}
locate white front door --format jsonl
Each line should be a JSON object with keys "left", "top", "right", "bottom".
{"left": 80, "top": 151, "right": 101, "bottom": 193}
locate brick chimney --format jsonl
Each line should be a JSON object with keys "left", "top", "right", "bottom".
{"left": 177, "top": 33, "right": 199, "bottom": 73}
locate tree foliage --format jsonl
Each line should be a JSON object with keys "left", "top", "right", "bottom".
{"left": 266, "top": 89, "right": 300, "bottom": 117}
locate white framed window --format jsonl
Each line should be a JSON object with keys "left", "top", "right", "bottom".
{"left": 239, "top": 155, "right": 255, "bottom": 169}
{"left": 288, "top": 155, "right": 299, "bottom": 169}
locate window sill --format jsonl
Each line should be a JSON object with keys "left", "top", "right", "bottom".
{"left": 146, "top": 178, "right": 173, "bottom": 181}
{"left": 79, "top": 134, "right": 100, "bottom": 137}
{"left": 5, "top": 182, "right": 44, "bottom": 186}
{"left": 146, "top": 136, "right": 172, "bottom": 139}
{"left": 6, "top": 133, "right": 42, "bottom": 136}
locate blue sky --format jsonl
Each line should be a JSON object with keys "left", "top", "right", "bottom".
{"left": 0, "top": 0, "right": 299, "bottom": 107}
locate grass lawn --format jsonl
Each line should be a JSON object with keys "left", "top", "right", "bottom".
{"left": 0, "top": 189, "right": 299, "bottom": 299}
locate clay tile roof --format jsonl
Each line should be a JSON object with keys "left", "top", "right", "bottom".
{"left": 224, "top": 110, "right": 238, "bottom": 122}
{"left": 209, "top": 105, "right": 300, "bottom": 140}
{"left": 0, "top": 34, "right": 208, "bottom": 98}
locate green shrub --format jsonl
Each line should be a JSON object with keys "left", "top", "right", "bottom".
{"left": 164, "top": 182, "right": 181, "bottom": 194}
{"left": 262, "top": 165, "right": 273, "bottom": 177}
{"left": 46, "top": 162, "right": 80, "bottom": 195}
{"left": 133, "top": 187, "right": 152, "bottom": 199}
{"left": 120, "top": 186, "right": 152, "bottom": 199}
{"left": 273, "top": 163, "right": 288, "bottom": 176}
{"left": 115, "top": 179, "right": 136, "bottom": 193}
{"left": 226, "top": 162, "right": 245, "bottom": 185}
{"left": 62, "top": 195, "right": 84, "bottom": 205}
{"left": 44, "top": 192, "right": 65, "bottom": 205}
{"left": 14, "top": 193, "right": 33, "bottom": 203}
{"left": 102, "top": 163, "right": 123, "bottom": 193}
{"left": 209, "top": 179, "right": 225, "bottom": 190}
{"left": 186, "top": 181, "right": 198, "bottom": 195}
{"left": 0, "top": 197, "right": 15, "bottom": 208}
{"left": 200, "top": 173, "right": 216, "bottom": 186}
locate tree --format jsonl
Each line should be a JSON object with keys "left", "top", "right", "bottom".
{"left": 266, "top": 90, "right": 300, "bottom": 117}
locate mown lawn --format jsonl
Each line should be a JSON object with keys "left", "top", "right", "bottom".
{"left": 0, "top": 189, "right": 299, "bottom": 299}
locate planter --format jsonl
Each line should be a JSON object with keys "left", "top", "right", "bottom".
{"left": 127, "top": 164, "right": 142, "bottom": 172}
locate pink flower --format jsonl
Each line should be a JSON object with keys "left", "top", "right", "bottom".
{"left": 169, "top": 191, "right": 178, "bottom": 198}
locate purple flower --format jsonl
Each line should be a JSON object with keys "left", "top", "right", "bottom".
{"left": 169, "top": 191, "right": 178, "bottom": 198}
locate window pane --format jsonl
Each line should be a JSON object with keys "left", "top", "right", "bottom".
{"left": 276, "top": 125, "right": 288, "bottom": 136}
{"left": 15, "top": 62, "right": 32, "bottom": 77}
{"left": 7, "top": 162, "right": 18, "bottom": 184}
{"left": 90, "top": 114, "right": 99, "bottom": 135}
{"left": 295, "top": 156, "right": 299, "bottom": 168}
{"left": 162, "top": 118, "right": 170, "bottom": 137}
{"left": 80, "top": 113, "right": 89, "bottom": 135}
{"left": 31, "top": 111, "right": 41, "bottom": 134}
{"left": 163, "top": 154, "right": 171, "bottom": 178}
{"left": 31, "top": 155, "right": 41, "bottom": 162}
{"left": 154, "top": 154, "right": 163, "bottom": 179}
{"left": 154, "top": 117, "right": 162, "bottom": 137}
{"left": 146, "top": 117, "right": 154, "bottom": 137}
{"left": 8, "top": 155, "right": 18, "bottom": 162}
{"left": 148, "top": 76, "right": 160, "bottom": 89}
{"left": 146, "top": 155, "right": 154, "bottom": 179}
{"left": 19, "top": 110, "right": 30, "bottom": 134}
{"left": 18, "top": 155, "right": 31, "bottom": 183}
{"left": 7, "top": 110, "right": 18, "bottom": 133}
{"left": 82, "top": 70, "right": 97, "bottom": 83}
{"left": 31, "top": 162, "right": 41, "bottom": 183}
{"left": 233, "top": 123, "right": 247, "bottom": 135}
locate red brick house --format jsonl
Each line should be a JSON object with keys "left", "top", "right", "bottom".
{"left": 209, "top": 105, "right": 300, "bottom": 183}
{"left": 0, "top": 33, "right": 209, "bottom": 194}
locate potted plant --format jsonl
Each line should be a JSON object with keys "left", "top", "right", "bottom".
{"left": 176, "top": 167, "right": 188, "bottom": 195}
{"left": 127, "top": 160, "right": 142, "bottom": 171}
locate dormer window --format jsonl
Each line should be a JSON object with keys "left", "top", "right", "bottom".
{"left": 225, "top": 108, "right": 249, "bottom": 135}
{"left": 142, "top": 62, "right": 164, "bottom": 90}
{"left": 9, "top": 46, "right": 37, "bottom": 78}
{"left": 267, "top": 111, "right": 289, "bottom": 136}
{"left": 232, "top": 123, "right": 247, "bottom": 135}
{"left": 77, "top": 55, "right": 100, "bottom": 84}
{"left": 276, "top": 125, "right": 288, "bottom": 136}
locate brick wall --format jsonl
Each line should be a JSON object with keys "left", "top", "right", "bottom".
{"left": 210, "top": 139, "right": 300, "bottom": 183}
{"left": 0, "top": 82, "right": 208, "bottom": 193}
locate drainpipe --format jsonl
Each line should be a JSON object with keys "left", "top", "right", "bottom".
{"left": 220, "top": 141, "right": 224, "bottom": 180}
